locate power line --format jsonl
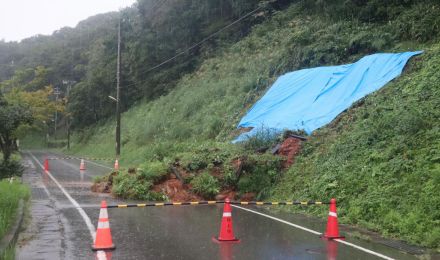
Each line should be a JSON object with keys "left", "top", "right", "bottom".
{"left": 122, "top": 4, "right": 263, "bottom": 90}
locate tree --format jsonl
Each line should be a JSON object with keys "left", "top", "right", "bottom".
{"left": 0, "top": 94, "right": 33, "bottom": 162}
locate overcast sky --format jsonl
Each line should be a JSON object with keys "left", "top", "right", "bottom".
{"left": 0, "top": 0, "right": 137, "bottom": 42}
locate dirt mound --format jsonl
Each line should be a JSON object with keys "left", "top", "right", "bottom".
{"left": 215, "top": 189, "right": 237, "bottom": 200}
{"left": 278, "top": 137, "right": 302, "bottom": 167}
{"left": 152, "top": 174, "right": 202, "bottom": 201}
{"left": 91, "top": 172, "right": 117, "bottom": 193}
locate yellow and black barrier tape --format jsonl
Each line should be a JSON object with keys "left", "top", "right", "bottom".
{"left": 47, "top": 157, "right": 114, "bottom": 161}
{"left": 106, "top": 200, "right": 329, "bottom": 208}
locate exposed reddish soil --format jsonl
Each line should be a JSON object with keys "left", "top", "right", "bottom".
{"left": 152, "top": 174, "right": 202, "bottom": 201}
{"left": 240, "top": 192, "right": 256, "bottom": 201}
{"left": 215, "top": 189, "right": 237, "bottom": 200}
{"left": 91, "top": 182, "right": 111, "bottom": 193}
{"left": 91, "top": 171, "right": 117, "bottom": 193}
{"left": 231, "top": 158, "right": 244, "bottom": 172}
{"left": 278, "top": 137, "right": 303, "bottom": 167}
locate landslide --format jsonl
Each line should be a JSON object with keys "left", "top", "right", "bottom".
{"left": 74, "top": 0, "right": 440, "bottom": 250}
{"left": 272, "top": 45, "right": 440, "bottom": 249}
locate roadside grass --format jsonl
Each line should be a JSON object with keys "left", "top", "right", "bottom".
{"left": 0, "top": 180, "right": 30, "bottom": 243}
{"left": 0, "top": 180, "right": 29, "bottom": 239}
{"left": 1, "top": 245, "right": 15, "bottom": 260}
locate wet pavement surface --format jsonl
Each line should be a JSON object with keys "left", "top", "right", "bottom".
{"left": 17, "top": 150, "right": 420, "bottom": 260}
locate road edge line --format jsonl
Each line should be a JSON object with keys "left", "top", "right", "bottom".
{"left": 28, "top": 152, "right": 97, "bottom": 240}
{"left": 232, "top": 205, "right": 395, "bottom": 260}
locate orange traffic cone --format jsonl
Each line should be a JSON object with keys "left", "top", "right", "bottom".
{"left": 213, "top": 199, "right": 240, "bottom": 243}
{"left": 80, "top": 159, "right": 86, "bottom": 171}
{"left": 322, "top": 198, "right": 344, "bottom": 239}
{"left": 92, "top": 201, "right": 115, "bottom": 251}
{"left": 44, "top": 158, "right": 49, "bottom": 171}
{"left": 114, "top": 159, "right": 119, "bottom": 171}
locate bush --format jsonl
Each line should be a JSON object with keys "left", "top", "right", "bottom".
{"left": 0, "top": 160, "right": 23, "bottom": 179}
{"left": 190, "top": 172, "right": 220, "bottom": 199}
{"left": 241, "top": 127, "right": 281, "bottom": 151}
{"left": 112, "top": 171, "right": 165, "bottom": 200}
{"left": 137, "top": 161, "right": 168, "bottom": 184}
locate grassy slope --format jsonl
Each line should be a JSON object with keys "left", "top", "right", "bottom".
{"left": 273, "top": 46, "right": 440, "bottom": 249}
{"left": 68, "top": 2, "right": 440, "bottom": 249}
{"left": 69, "top": 3, "right": 426, "bottom": 163}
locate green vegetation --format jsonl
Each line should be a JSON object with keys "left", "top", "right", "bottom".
{"left": 1, "top": 0, "right": 440, "bottom": 251}
{"left": 190, "top": 172, "right": 220, "bottom": 198}
{"left": 0, "top": 180, "right": 29, "bottom": 245}
{"left": 0, "top": 0, "right": 270, "bottom": 130}
{"left": 272, "top": 45, "right": 440, "bottom": 249}
{"left": 112, "top": 162, "right": 168, "bottom": 200}
{"left": 1, "top": 245, "right": 15, "bottom": 260}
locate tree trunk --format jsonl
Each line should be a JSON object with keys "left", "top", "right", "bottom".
{"left": 0, "top": 135, "right": 13, "bottom": 162}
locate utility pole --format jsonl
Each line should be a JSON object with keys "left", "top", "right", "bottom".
{"left": 53, "top": 86, "right": 61, "bottom": 139}
{"left": 115, "top": 19, "right": 121, "bottom": 158}
{"left": 63, "top": 80, "right": 75, "bottom": 150}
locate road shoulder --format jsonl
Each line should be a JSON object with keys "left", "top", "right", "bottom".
{"left": 16, "top": 157, "right": 67, "bottom": 260}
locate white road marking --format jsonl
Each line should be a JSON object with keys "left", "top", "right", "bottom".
{"left": 96, "top": 250, "right": 108, "bottom": 260}
{"left": 232, "top": 205, "right": 395, "bottom": 260}
{"left": 232, "top": 205, "right": 321, "bottom": 235}
{"left": 28, "top": 152, "right": 108, "bottom": 260}
{"left": 29, "top": 152, "right": 96, "bottom": 239}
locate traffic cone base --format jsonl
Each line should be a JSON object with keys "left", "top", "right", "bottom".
{"left": 212, "top": 236, "right": 240, "bottom": 244}
{"left": 321, "top": 234, "right": 345, "bottom": 240}
{"left": 92, "top": 244, "right": 116, "bottom": 251}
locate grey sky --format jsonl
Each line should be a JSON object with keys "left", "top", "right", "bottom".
{"left": 0, "top": 0, "right": 137, "bottom": 42}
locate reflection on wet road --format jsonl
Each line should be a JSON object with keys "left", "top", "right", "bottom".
{"left": 18, "top": 150, "right": 417, "bottom": 260}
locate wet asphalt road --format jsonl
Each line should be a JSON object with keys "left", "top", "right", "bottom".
{"left": 17, "top": 150, "right": 418, "bottom": 260}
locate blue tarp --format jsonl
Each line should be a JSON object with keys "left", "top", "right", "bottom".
{"left": 234, "top": 51, "right": 422, "bottom": 142}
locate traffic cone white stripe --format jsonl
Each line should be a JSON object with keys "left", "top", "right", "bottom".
{"left": 98, "top": 221, "right": 110, "bottom": 229}
{"left": 99, "top": 209, "right": 108, "bottom": 219}
{"left": 329, "top": 212, "right": 337, "bottom": 217}
{"left": 223, "top": 212, "right": 232, "bottom": 217}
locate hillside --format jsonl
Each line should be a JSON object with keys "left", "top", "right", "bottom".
{"left": 66, "top": 0, "right": 440, "bottom": 250}
{"left": 16, "top": 0, "right": 440, "bottom": 251}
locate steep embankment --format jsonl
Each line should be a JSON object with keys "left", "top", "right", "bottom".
{"left": 272, "top": 45, "right": 440, "bottom": 249}
{"left": 70, "top": 1, "right": 440, "bottom": 249}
